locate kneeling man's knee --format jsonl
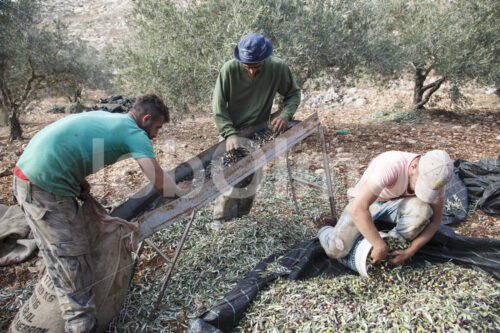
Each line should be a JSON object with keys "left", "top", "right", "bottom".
{"left": 318, "top": 226, "right": 353, "bottom": 259}
{"left": 403, "top": 197, "right": 433, "bottom": 220}
{"left": 396, "top": 197, "right": 433, "bottom": 240}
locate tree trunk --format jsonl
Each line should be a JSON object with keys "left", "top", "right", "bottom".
{"left": 412, "top": 67, "right": 445, "bottom": 110}
{"left": 9, "top": 110, "right": 23, "bottom": 140}
{"left": 0, "top": 109, "right": 8, "bottom": 126}
{"left": 75, "top": 87, "right": 82, "bottom": 103}
{"left": 413, "top": 68, "right": 426, "bottom": 108}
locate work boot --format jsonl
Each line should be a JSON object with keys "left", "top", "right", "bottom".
{"left": 236, "top": 194, "right": 256, "bottom": 218}
{"left": 213, "top": 194, "right": 239, "bottom": 222}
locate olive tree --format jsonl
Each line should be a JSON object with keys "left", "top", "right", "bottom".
{"left": 0, "top": 0, "right": 111, "bottom": 140}
{"left": 115, "top": 0, "right": 390, "bottom": 115}
{"left": 368, "top": 0, "right": 500, "bottom": 109}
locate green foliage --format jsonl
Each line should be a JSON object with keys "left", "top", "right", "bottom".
{"left": 369, "top": 98, "right": 425, "bottom": 124}
{"left": 116, "top": 0, "right": 499, "bottom": 115}
{"left": 400, "top": 0, "right": 497, "bottom": 81}
{"left": 369, "top": 108, "right": 425, "bottom": 124}
{"left": 0, "top": 0, "right": 111, "bottom": 138}
{"left": 46, "top": 102, "right": 89, "bottom": 115}
{"left": 46, "top": 105, "right": 66, "bottom": 114}
{"left": 46, "top": 33, "right": 113, "bottom": 103}
{"left": 115, "top": 0, "right": 389, "bottom": 116}
{"left": 367, "top": 0, "right": 500, "bottom": 108}
{"left": 65, "top": 102, "right": 86, "bottom": 114}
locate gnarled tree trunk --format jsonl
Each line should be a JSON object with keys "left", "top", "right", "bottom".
{"left": 412, "top": 66, "right": 446, "bottom": 110}
{"left": 9, "top": 110, "right": 22, "bottom": 141}
{"left": 0, "top": 109, "right": 8, "bottom": 126}
{"left": 4, "top": 59, "right": 42, "bottom": 141}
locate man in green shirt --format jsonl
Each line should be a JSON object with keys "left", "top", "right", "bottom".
{"left": 13, "top": 94, "right": 190, "bottom": 332}
{"left": 212, "top": 33, "right": 301, "bottom": 223}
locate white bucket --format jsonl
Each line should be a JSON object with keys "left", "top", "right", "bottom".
{"left": 337, "top": 231, "right": 389, "bottom": 278}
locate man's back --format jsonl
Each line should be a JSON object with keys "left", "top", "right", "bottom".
{"left": 17, "top": 111, "right": 154, "bottom": 196}
{"left": 347, "top": 151, "right": 419, "bottom": 201}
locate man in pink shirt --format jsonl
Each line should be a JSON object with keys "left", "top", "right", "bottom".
{"left": 318, "top": 150, "right": 453, "bottom": 265}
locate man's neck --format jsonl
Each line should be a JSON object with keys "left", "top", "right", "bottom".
{"left": 407, "top": 156, "right": 420, "bottom": 193}
{"left": 128, "top": 112, "right": 139, "bottom": 124}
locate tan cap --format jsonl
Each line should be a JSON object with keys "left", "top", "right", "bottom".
{"left": 415, "top": 150, "right": 453, "bottom": 203}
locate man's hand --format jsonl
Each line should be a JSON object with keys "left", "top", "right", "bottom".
{"left": 387, "top": 198, "right": 443, "bottom": 266}
{"left": 349, "top": 183, "right": 386, "bottom": 263}
{"left": 369, "top": 242, "right": 389, "bottom": 264}
{"left": 176, "top": 180, "right": 192, "bottom": 196}
{"left": 78, "top": 180, "right": 91, "bottom": 200}
{"left": 226, "top": 136, "right": 241, "bottom": 152}
{"left": 388, "top": 248, "right": 415, "bottom": 265}
{"left": 270, "top": 117, "right": 288, "bottom": 134}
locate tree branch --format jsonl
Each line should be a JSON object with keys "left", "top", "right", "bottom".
{"left": 0, "top": 83, "right": 10, "bottom": 111}
{"left": 412, "top": 62, "right": 434, "bottom": 80}
{"left": 0, "top": 60, "right": 13, "bottom": 110}
{"left": 421, "top": 76, "right": 445, "bottom": 93}
{"left": 422, "top": 64, "right": 434, "bottom": 78}
{"left": 16, "top": 58, "right": 45, "bottom": 113}
{"left": 414, "top": 77, "right": 445, "bottom": 109}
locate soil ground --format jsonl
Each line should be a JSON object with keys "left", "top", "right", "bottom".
{"left": 0, "top": 84, "right": 498, "bottom": 330}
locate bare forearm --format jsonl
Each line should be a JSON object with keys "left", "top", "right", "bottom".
{"left": 136, "top": 157, "right": 188, "bottom": 197}
{"left": 349, "top": 184, "right": 386, "bottom": 249}
{"left": 388, "top": 200, "right": 443, "bottom": 265}
{"left": 407, "top": 204, "right": 442, "bottom": 255}
{"left": 351, "top": 208, "right": 386, "bottom": 248}
{"left": 350, "top": 204, "right": 388, "bottom": 263}
{"left": 158, "top": 172, "right": 174, "bottom": 197}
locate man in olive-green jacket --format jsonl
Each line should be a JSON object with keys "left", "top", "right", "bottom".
{"left": 212, "top": 33, "right": 301, "bottom": 224}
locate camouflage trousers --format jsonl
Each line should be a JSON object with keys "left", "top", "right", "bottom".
{"left": 318, "top": 197, "right": 433, "bottom": 259}
{"left": 213, "top": 172, "right": 260, "bottom": 221}
{"left": 13, "top": 177, "right": 96, "bottom": 333}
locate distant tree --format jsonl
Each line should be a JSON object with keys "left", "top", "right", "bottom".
{"left": 115, "top": 0, "right": 391, "bottom": 116}
{"left": 0, "top": 0, "right": 111, "bottom": 140}
{"left": 368, "top": 0, "right": 500, "bottom": 110}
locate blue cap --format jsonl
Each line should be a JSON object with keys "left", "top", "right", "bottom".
{"left": 234, "top": 33, "right": 273, "bottom": 63}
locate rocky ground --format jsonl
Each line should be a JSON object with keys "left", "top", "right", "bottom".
{"left": 38, "top": 0, "right": 133, "bottom": 50}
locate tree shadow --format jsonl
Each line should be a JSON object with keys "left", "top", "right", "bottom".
{"left": 422, "top": 108, "right": 499, "bottom": 126}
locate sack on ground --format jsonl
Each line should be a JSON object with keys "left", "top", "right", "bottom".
{"left": 9, "top": 198, "right": 137, "bottom": 333}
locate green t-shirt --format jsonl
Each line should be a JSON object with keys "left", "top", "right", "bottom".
{"left": 213, "top": 56, "right": 301, "bottom": 139}
{"left": 17, "top": 111, "right": 155, "bottom": 196}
